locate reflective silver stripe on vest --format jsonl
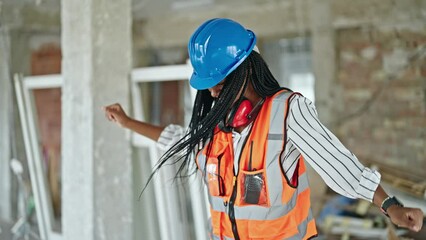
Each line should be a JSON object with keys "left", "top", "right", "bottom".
{"left": 210, "top": 195, "right": 226, "bottom": 212}
{"left": 212, "top": 234, "right": 234, "bottom": 240}
{"left": 198, "top": 152, "right": 218, "bottom": 205}
{"left": 197, "top": 152, "right": 207, "bottom": 173}
{"left": 265, "top": 92, "right": 293, "bottom": 207}
{"left": 209, "top": 172, "right": 309, "bottom": 220}
{"left": 267, "top": 133, "right": 283, "bottom": 140}
{"left": 285, "top": 210, "right": 315, "bottom": 240}
{"left": 212, "top": 211, "right": 314, "bottom": 240}
{"left": 197, "top": 152, "right": 209, "bottom": 190}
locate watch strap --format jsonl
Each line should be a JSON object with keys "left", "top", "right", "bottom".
{"left": 381, "top": 196, "right": 403, "bottom": 217}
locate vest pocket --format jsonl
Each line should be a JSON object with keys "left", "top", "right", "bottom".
{"left": 206, "top": 157, "right": 225, "bottom": 196}
{"left": 238, "top": 168, "right": 268, "bottom": 206}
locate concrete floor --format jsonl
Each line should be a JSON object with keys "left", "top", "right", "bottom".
{"left": 0, "top": 218, "right": 40, "bottom": 240}
{"left": 0, "top": 218, "right": 15, "bottom": 240}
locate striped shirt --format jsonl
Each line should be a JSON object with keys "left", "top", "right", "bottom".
{"left": 157, "top": 94, "right": 380, "bottom": 202}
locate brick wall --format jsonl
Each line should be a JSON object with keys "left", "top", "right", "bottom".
{"left": 31, "top": 43, "right": 62, "bottom": 217}
{"left": 335, "top": 28, "right": 426, "bottom": 179}
{"left": 160, "top": 81, "right": 184, "bottom": 126}
{"left": 31, "top": 43, "right": 62, "bottom": 154}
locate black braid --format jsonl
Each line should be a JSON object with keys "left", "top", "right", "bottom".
{"left": 139, "top": 51, "right": 286, "bottom": 197}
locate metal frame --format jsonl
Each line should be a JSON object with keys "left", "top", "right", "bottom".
{"left": 14, "top": 63, "right": 210, "bottom": 240}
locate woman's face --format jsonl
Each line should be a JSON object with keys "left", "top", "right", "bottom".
{"left": 208, "top": 76, "right": 251, "bottom": 106}
{"left": 208, "top": 79, "right": 226, "bottom": 98}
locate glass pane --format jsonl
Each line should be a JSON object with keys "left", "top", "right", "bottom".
{"left": 289, "top": 73, "right": 315, "bottom": 103}
{"left": 32, "top": 87, "right": 62, "bottom": 233}
{"left": 138, "top": 81, "right": 186, "bottom": 126}
{"left": 135, "top": 79, "right": 196, "bottom": 239}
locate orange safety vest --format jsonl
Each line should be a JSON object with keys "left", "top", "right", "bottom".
{"left": 196, "top": 90, "right": 317, "bottom": 240}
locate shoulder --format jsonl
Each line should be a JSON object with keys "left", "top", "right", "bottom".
{"left": 270, "top": 89, "right": 294, "bottom": 101}
{"left": 287, "top": 94, "right": 318, "bottom": 119}
{"left": 288, "top": 94, "right": 314, "bottom": 106}
{"left": 270, "top": 90, "right": 311, "bottom": 105}
{"left": 266, "top": 90, "right": 316, "bottom": 113}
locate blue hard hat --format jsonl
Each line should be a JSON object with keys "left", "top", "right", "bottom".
{"left": 188, "top": 18, "right": 257, "bottom": 90}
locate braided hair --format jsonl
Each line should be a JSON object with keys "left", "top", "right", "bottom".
{"left": 140, "top": 51, "right": 285, "bottom": 195}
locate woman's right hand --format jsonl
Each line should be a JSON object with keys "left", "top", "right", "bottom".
{"left": 103, "top": 103, "right": 131, "bottom": 128}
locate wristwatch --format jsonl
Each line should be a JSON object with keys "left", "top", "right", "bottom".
{"left": 381, "top": 196, "right": 403, "bottom": 217}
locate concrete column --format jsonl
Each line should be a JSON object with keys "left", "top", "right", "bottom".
{"left": 61, "top": 1, "right": 132, "bottom": 239}
{"left": 0, "top": 27, "right": 12, "bottom": 220}
{"left": 309, "top": 0, "right": 337, "bottom": 127}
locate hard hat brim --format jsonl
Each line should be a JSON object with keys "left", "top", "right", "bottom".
{"left": 189, "top": 72, "right": 223, "bottom": 90}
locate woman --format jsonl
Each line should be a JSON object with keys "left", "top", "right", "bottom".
{"left": 104, "top": 18, "right": 423, "bottom": 239}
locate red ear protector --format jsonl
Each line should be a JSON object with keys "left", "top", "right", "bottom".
{"left": 218, "top": 97, "right": 265, "bottom": 133}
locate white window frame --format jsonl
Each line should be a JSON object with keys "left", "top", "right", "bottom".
{"left": 130, "top": 62, "right": 209, "bottom": 240}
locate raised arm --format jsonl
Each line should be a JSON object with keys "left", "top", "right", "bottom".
{"left": 103, "top": 103, "right": 165, "bottom": 141}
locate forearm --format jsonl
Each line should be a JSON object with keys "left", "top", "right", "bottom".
{"left": 372, "top": 184, "right": 389, "bottom": 208}
{"left": 124, "top": 118, "right": 165, "bottom": 141}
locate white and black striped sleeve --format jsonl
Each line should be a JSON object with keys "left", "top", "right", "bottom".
{"left": 287, "top": 95, "right": 381, "bottom": 202}
{"left": 156, "top": 124, "right": 185, "bottom": 151}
